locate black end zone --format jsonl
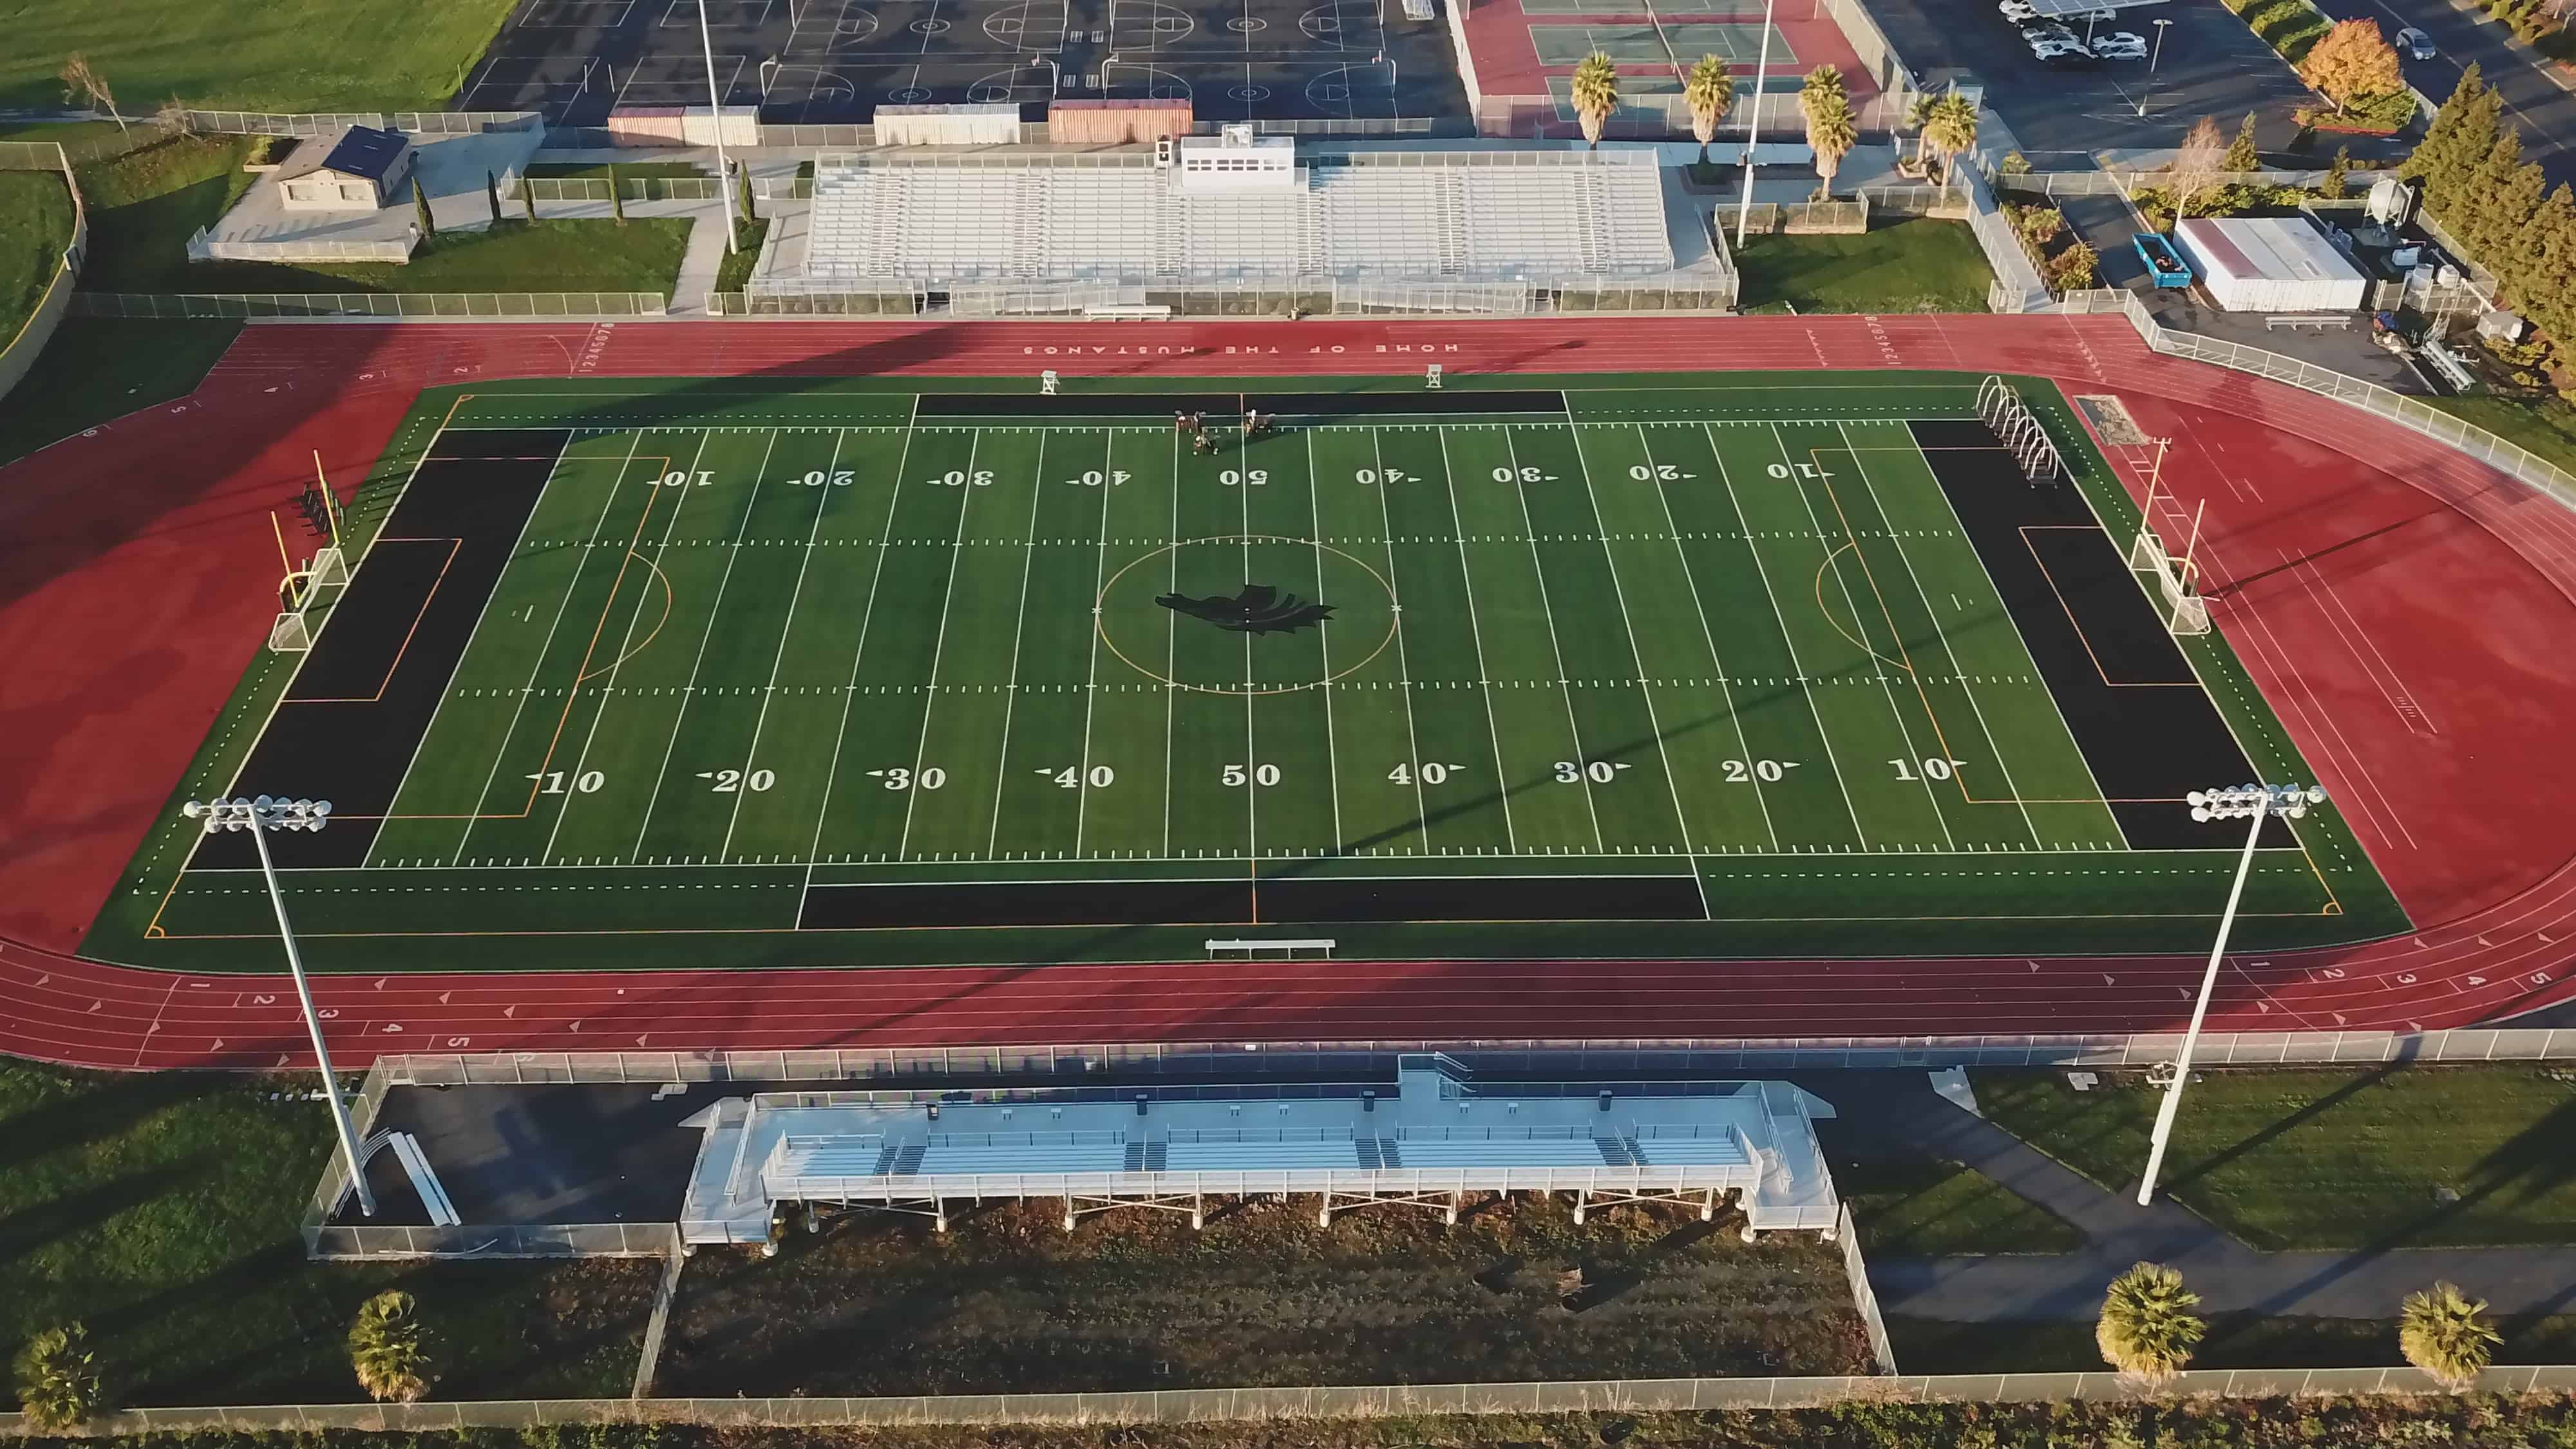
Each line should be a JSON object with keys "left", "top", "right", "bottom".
{"left": 195, "top": 429, "right": 570, "bottom": 871}
{"left": 797, "top": 872, "right": 1702, "bottom": 929}
{"left": 1907, "top": 420, "right": 2288, "bottom": 851}
{"left": 912, "top": 391, "right": 1569, "bottom": 420}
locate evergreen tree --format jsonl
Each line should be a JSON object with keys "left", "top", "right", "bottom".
{"left": 412, "top": 173, "right": 436, "bottom": 241}
{"left": 2524, "top": 184, "right": 2576, "bottom": 341}
{"left": 2222, "top": 113, "right": 2261, "bottom": 173}
{"left": 2322, "top": 145, "right": 2351, "bottom": 198}
{"left": 2403, "top": 63, "right": 2485, "bottom": 183}
{"left": 2483, "top": 155, "right": 2550, "bottom": 296}
{"left": 609, "top": 162, "right": 625, "bottom": 224}
{"left": 2456, "top": 127, "right": 2528, "bottom": 259}
{"left": 485, "top": 169, "right": 502, "bottom": 226}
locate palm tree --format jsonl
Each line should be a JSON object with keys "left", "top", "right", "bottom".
{"left": 12, "top": 1323, "right": 107, "bottom": 1432}
{"left": 1920, "top": 91, "right": 1982, "bottom": 186}
{"left": 2400, "top": 1282, "right": 2501, "bottom": 1390}
{"left": 1906, "top": 91, "right": 1940, "bottom": 170}
{"left": 1683, "top": 54, "right": 1735, "bottom": 167}
{"left": 1796, "top": 64, "right": 1847, "bottom": 126}
{"left": 349, "top": 1290, "right": 435, "bottom": 1404}
{"left": 1570, "top": 52, "right": 1621, "bottom": 149}
{"left": 2096, "top": 1262, "right": 2205, "bottom": 1386}
{"left": 1801, "top": 76, "right": 1857, "bottom": 200}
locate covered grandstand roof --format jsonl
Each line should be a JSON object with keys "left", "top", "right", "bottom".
{"left": 785, "top": 147, "right": 1681, "bottom": 289}
{"left": 679, "top": 1056, "right": 1842, "bottom": 1243}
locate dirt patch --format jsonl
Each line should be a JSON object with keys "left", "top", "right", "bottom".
{"left": 659, "top": 1194, "right": 1867, "bottom": 1396}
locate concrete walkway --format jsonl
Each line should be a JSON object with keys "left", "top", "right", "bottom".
{"left": 667, "top": 214, "right": 731, "bottom": 317}
{"left": 1801, "top": 1072, "right": 2576, "bottom": 1321}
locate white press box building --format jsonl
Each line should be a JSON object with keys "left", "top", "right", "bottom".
{"left": 677, "top": 1055, "right": 1844, "bottom": 1245}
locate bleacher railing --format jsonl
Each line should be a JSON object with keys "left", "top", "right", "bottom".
{"left": 69, "top": 291, "right": 667, "bottom": 319}
{"left": 0, "top": 141, "right": 85, "bottom": 406}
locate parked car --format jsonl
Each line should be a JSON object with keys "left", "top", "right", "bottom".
{"left": 2021, "top": 21, "right": 2078, "bottom": 43}
{"left": 2091, "top": 31, "right": 2147, "bottom": 57}
{"left": 2032, "top": 35, "right": 2098, "bottom": 62}
{"left": 2394, "top": 26, "right": 2435, "bottom": 59}
{"left": 1999, "top": 0, "right": 2041, "bottom": 21}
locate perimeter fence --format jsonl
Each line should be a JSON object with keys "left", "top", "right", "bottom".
{"left": 68, "top": 291, "right": 667, "bottom": 319}
{"left": 12, "top": 1363, "right": 2576, "bottom": 1436}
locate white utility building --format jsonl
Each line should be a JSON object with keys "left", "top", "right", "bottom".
{"left": 2172, "top": 215, "right": 2369, "bottom": 313}
{"left": 678, "top": 1055, "right": 1844, "bottom": 1245}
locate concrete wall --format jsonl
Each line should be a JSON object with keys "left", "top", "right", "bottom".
{"left": 0, "top": 147, "right": 83, "bottom": 409}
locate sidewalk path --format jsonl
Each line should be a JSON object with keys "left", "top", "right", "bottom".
{"left": 668, "top": 214, "right": 731, "bottom": 316}
{"left": 1803, "top": 1072, "right": 2576, "bottom": 1321}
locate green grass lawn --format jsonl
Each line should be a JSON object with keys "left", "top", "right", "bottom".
{"left": 0, "top": 171, "right": 75, "bottom": 347}
{"left": 1974, "top": 1066, "right": 2576, "bottom": 1249}
{"left": 181, "top": 218, "right": 694, "bottom": 295}
{"left": 72, "top": 132, "right": 688, "bottom": 295}
{"left": 1732, "top": 218, "right": 1992, "bottom": 314}
{"left": 0, "top": 1059, "right": 654, "bottom": 1409}
{"left": 1889, "top": 1312, "right": 2576, "bottom": 1375}
{"left": 0, "top": 0, "right": 518, "bottom": 113}
{"left": 2429, "top": 393, "right": 2576, "bottom": 477}
{"left": 1838, "top": 1157, "right": 2083, "bottom": 1256}
{"left": 0, "top": 319, "right": 241, "bottom": 468}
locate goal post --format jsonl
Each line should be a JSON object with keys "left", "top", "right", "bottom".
{"left": 2128, "top": 482, "right": 2210, "bottom": 636}
{"left": 269, "top": 610, "right": 316, "bottom": 654}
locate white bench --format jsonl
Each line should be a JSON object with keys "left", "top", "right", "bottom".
{"left": 1206, "top": 938, "right": 1336, "bottom": 960}
{"left": 2264, "top": 314, "right": 2348, "bottom": 330}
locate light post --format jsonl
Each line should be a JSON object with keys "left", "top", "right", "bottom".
{"left": 1733, "top": 0, "right": 1779, "bottom": 245}
{"left": 2134, "top": 782, "right": 2326, "bottom": 1207}
{"left": 698, "top": 0, "right": 739, "bottom": 254}
{"left": 2135, "top": 17, "right": 2172, "bottom": 116}
{"left": 759, "top": 55, "right": 781, "bottom": 100}
{"left": 185, "top": 795, "right": 377, "bottom": 1217}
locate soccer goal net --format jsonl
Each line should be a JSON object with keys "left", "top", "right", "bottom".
{"left": 2130, "top": 527, "right": 2210, "bottom": 636}
{"left": 1976, "top": 375, "right": 2061, "bottom": 482}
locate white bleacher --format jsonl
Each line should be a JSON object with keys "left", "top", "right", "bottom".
{"left": 916, "top": 1130, "right": 1129, "bottom": 1177}
{"left": 793, "top": 150, "right": 1680, "bottom": 292}
{"left": 1394, "top": 1137, "right": 1615, "bottom": 1168}
{"left": 1166, "top": 1138, "right": 1368, "bottom": 1171}
{"left": 1631, "top": 1128, "right": 1752, "bottom": 1168}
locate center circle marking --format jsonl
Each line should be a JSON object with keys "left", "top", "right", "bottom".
{"left": 1097, "top": 533, "right": 1399, "bottom": 695}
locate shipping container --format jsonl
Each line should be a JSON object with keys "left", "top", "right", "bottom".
{"left": 2171, "top": 216, "right": 2368, "bottom": 313}
{"left": 1048, "top": 99, "right": 1194, "bottom": 144}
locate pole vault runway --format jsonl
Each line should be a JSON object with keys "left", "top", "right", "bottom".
{"left": 3, "top": 315, "right": 2573, "bottom": 1068}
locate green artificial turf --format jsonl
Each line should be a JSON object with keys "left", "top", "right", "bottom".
{"left": 0, "top": 171, "right": 75, "bottom": 348}
{"left": 0, "top": 1059, "right": 655, "bottom": 1408}
{"left": 1838, "top": 1157, "right": 2083, "bottom": 1256}
{"left": 0, "top": 0, "right": 518, "bottom": 113}
{"left": 82, "top": 371, "right": 2403, "bottom": 973}
{"left": 0, "top": 319, "right": 240, "bottom": 468}
{"left": 1732, "top": 219, "right": 1993, "bottom": 314}
{"left": 1973, "top": 1066, "right": 2576, "bottom": 1249}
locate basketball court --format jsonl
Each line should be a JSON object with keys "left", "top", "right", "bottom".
{"left": 462, "top": 0, "right": 1471, "bottom": 124}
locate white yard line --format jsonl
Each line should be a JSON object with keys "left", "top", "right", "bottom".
{"left": 543, "top": 433, "right": 712, "bottom": 864}
{"left": 1770, "top": 423, "right": 1955, "bottom": 852}
{"left": 1701, "top": 422, "right": 1871, "bottom": 848}
{"left": 634, "top": 428, "right": 780, "bottom": 860}
{"left": 1635, "top": 424, "right": 1777, "bottom": 851}
{"left": 1162, "top": 428, "right": 1180, "bottom": 857}
{"left": 712, "top": 431, "right": 849, "bottom": 860}
{"left": 1073, "top": 432, "right": 1117, "bottom": 855}
{"left": 1503, "top": 426, "right": 1604, "bottom": 850}
{"left": 1564, "top": 425, "right": 1697, "bottom": 853}
{"left": 896, "top": 433, "right": 981, "bottom": 861}
{"left": 1241, "top": 440, "right": 1259, "bottom": 860}
{"left": 365, "top": 436, "right": 574, "bottom": 869}
{"left": 985, "top": 433, "right": 1050, "bottom": 859}
{"left": 800, "top": 413, "right": 918, "bottom": 882}
{"left": 450, "top": 430, "right": 645, "bottom": 866}
{"left": 1311, "top": 428, "right": 1352, "bottom": 851}
{"left": 1433, "top": 426, "right": 1519, "bottom": 852}
{"left": 1835, "top": 422, "right": 2045, "bottom": 851}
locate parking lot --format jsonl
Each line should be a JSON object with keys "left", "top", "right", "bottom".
{"left": 1866, "top": 0, "right": 2362, "bottom": 162}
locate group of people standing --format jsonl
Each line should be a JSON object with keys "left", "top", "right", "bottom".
{"left": 1175, "top": 409, "right": 1278, "bottom": 454}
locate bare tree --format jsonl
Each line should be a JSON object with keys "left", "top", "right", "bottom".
{"left": 59, "top": 54, "right": 125, "bottom": 133}
{"left": 2169, "top": 115, "right": 2227, "bottom": 222}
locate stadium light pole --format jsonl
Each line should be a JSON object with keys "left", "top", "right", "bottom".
{"left": 184, "top": 795, "right": 377, "bottom": 1218}
{"left": 2134, "top": 782, "right": 2327, "bottom": 1207}
{"left": 698, "top": 0, "right": 739, "bottom": 253}
{"left": 1733, "top": 0, "right": 1778, "bottom": 246}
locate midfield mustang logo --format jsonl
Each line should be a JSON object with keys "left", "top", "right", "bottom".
{"left": 1156, "top": 583, "right": 1335, "bottom": 636}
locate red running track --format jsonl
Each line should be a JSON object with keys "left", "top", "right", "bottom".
{"left": 4, "top": 315, "right": 2574, "bottom": 1070}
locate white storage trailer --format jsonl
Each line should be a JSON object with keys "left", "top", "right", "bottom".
{"left": 2171, "top": 216, "right": 2369, "bottom": 313}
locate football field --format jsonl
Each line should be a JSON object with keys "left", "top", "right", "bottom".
{"left": 92, "top": 372, "right": 2407, "bottom": 972}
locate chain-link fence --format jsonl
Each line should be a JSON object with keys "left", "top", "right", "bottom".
{"left": 2112, "top": 289, "right": 2576, "bottom": 507}
{"left": 366, "top": 1027, "right": 2576, "bottom": 1092}
{"left": 69, "top": 291, "right": 667, "bottom": 319}
{"left": 307, "top": 1221, "right": 680, "bottom": 1259}
{"left": 16, "top": 1363, "right": 2576, "bottom": 1436}
{"left": 180, "top": 109, "right": 543, "bottom": 137}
